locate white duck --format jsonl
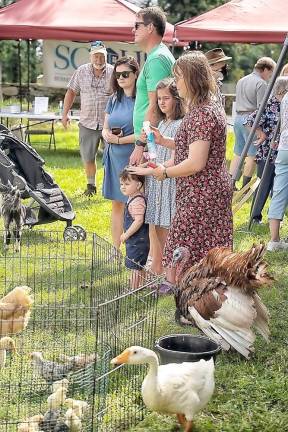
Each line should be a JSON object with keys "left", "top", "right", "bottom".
{"left": 111, "top": 346, "right": 215, "bottom": 432}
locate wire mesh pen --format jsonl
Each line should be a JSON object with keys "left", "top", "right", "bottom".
{"left": 0, "top": 230, "right": 159, "bottom": 431}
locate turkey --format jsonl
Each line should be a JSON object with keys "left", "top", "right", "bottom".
{"left": 172, "top": 243, "right": 274, "bottom": 359}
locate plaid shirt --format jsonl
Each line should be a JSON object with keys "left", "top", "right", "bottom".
{"left": 68, "top": 63, "right": 113, "bottom": 130}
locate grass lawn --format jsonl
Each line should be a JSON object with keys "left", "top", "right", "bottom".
{"left": 2, "top": 122, "right": 288, "bottom": 431}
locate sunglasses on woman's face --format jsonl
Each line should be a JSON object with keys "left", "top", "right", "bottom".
{"left": 115, "top": 71, "right": 133, "bottom": 79}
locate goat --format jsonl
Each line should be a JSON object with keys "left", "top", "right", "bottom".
{"left": 0, "top": 181, "right": 26, "bottom": 252}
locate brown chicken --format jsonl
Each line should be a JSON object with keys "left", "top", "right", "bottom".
{"left": 172, "top": 243, "right": 274, "bottom": 359}
{"left": 0, "top": 286, "right": 33, "bottom": 336}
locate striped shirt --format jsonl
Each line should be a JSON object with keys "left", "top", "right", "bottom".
{"left": 68, "top": 63, "right": 114, "bottom": 130}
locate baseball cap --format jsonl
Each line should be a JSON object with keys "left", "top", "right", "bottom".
{"left": 90, "top": 40, "right": 107, "bottom": 55}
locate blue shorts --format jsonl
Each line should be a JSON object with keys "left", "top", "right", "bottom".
{"left": 233, "top": 113, "right": 257, "bottom": 157}
{"left": 268, "top": 150, "right": 288, "bottom": 220}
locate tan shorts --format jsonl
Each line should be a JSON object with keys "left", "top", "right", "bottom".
{"left": 79, "top": 123, "right": 102, "bottom": 163}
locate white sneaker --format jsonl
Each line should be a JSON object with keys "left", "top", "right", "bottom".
{"left": 267, "top": 239, "right": 288, "bottom": 251}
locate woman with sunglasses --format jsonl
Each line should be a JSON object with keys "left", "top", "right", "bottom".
{"left": 102, "top": 56, "right": 140, "bottom": 252}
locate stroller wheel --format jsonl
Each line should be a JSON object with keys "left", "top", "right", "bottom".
{"left": 73, "top": 225, "right": 87, "bottom": 241}
{"left": 63, "top": 226, "right": 79, "bottom": 242}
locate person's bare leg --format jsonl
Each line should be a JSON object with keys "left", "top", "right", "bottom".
{"left": 229, "top": 154, "right": 241, "bottom": 178}
{"left": 165, "top": 266, "right": 176, "bottom": 285}
{"left": 111, "top": 201, "right": 124, "bottom": 249}
{"left": 84, "top": 161, "right": 96, "bottom": 185}
{"left": 149, "top": 225, "right": 163, "bottom": 275}
{"left": 243, "top": 156, "right": 256, "bottom": 178}
{"left": 155, "top": 226, "right": 169, "bottom": 252}
{"left": 269, "top": 218, "right": 281, "bottom": 242}
{"left": 130, "top": 269, "right": 145, "bottom": 290}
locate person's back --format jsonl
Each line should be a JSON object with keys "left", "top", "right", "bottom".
{"left": 235, "top": 71, "right": 267, "bottom": 113}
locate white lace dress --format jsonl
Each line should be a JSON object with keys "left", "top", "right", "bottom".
{"left": 145, "top": 118, "right": 182, "bottom": 228}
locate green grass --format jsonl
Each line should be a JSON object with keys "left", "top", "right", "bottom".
{"left": 1, "top": 123, "right": 288, "bottom": 431}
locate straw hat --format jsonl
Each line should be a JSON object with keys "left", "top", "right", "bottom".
{"left": 205, "top": 48, "right": 232, "bottom": 65}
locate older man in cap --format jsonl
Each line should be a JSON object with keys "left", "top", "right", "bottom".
{"left": 62, "top": 41, "right": 113, "bottom": 196}
{"left": 205, "top": 47, "right": 232, "bottom": 108}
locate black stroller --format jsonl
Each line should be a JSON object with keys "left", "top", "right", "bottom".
{"left": 0, "top": 124, "right": 86, "bottom": 240}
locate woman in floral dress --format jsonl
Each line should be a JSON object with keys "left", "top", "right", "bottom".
{"left": 152, "top": 51, "right": 233, "bottom": 281}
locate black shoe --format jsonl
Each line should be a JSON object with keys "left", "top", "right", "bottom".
{"left": 83, "top": 184, "right": 97, "bottom": 196}
{"left": 252, "top": 218, "right": 262, "bottom": 225}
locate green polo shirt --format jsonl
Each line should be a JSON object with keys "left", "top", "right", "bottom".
{"left": 133, "top": 43, "right": 175, "bottom": 139}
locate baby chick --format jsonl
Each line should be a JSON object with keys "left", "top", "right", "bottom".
{"left": 54, "top": 421, "right": 69, "bottom": 431}
{"left": 64, "top": 399, "right": 89, "bottom": 418}
{"left": 47, "top": 387, "right": 67, "bottom": 410}
{"left": 58, "top": 353, "right": 97, "bottom": 370}
{"left": 64, "top": 408, "right": 82, "bottom": 432}
{"left": 0, "top": 336, "right": 17, "bottom": 368}
{"left": 39, "top": 409, "right": 60, "bottom": 432}
{"left": 52, "top": 378, "right": 69, "bottom": 393}
{"left": 30, "top": 352, "right": 74, "bottom": 383}
{"left": 17, "top": 414, "right": 44, "bottom": 432}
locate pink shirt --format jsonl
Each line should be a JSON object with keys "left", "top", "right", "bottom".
{"left": 128, "top": 194, "right": 146, "bottom": 220}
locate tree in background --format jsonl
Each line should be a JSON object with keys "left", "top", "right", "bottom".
{"left": 158, "top": 0, "right": 281, "bottom": 82}
{"left": 0, "top": 0, "right": 41, "bottom": 86}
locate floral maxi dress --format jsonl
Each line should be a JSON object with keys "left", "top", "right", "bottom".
{"left": 163, "top": 102, "right": 233, "bottom": 270}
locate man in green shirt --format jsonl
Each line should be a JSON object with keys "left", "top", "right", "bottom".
{"left": 130, "top": 6, "right": 175, "bottom": 166}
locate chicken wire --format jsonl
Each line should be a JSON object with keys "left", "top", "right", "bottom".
{"left": 0, "top": 230, "right": 159, "bottom": 432}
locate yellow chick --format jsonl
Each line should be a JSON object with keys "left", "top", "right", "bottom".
{"left": 64, "top": 408, "right": 82, "bottom": 432}
{"left": 52, "top": 378, "right": 69, "bottom": 393}
{"left": 47, "top": 387, "right": 67, "bottom": 410}
{"left": 0, "top": 286, "right": 33, "bottom": 336}
{"left": 0, "top": 336, "right": 17, "bottom": 368}
{"left": 65, "top": 398, "right": 89, "bottom": 418}
{"left": 17, "top": 414, "right": 44, "bottom": 432}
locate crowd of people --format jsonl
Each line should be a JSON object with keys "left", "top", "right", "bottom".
{"left": 61, "top": 5, "right": 288, "bottom": 288}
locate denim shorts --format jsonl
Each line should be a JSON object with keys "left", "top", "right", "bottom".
{"left": 233, "top": 113, "right": 257, "bottom": 157}
{"left": 268, "top": 150, "right": 288, "bottom": 220}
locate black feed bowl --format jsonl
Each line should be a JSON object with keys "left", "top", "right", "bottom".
{"left": 155, "top": 334, "right": 221, "bottom": 365}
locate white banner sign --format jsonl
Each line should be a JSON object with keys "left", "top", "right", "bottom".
{"left": 43, "top": 40, "right": 146, "bottom": 88}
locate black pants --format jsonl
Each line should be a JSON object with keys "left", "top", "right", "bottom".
{"left": 250, "top": 159, "right": 275, "bottom": 221}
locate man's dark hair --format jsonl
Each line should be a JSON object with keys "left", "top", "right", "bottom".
{"left": 136, "top": 6, "right": 166, "bottom": 37}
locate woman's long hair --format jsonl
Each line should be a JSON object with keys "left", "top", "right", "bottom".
{"left": 111, "top": 56, "right": 140, "bottom": 101}
{"left": 174, "top": 51, "right": 216, "bottom": 107}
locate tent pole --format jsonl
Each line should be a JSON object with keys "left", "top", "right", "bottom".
{"left": 17, "top": 39, "right": 22, "bottom": 111}
{"left": 248, "top": 118, "right": 281, "bottom": 230}
{"left": 27, "top": 39, "right": 31, "bottom": 111}
{"left": 232, "top": 34, "right": 288, "bottom": 185}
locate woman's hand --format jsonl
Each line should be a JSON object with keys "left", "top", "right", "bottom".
{"left": 127, "top": 165, "right": 154, "bottom": 176}
{"left": 253, "top": 129, "right": 266, "bottom": 146}
{"left": 102, "top": 129, "right": 123, "bottom": 144}
{"left": 153, "top": 164, "right": 166, "bottom": 181}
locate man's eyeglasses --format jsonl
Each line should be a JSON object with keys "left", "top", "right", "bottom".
{"left": 115, "top": 71, "right": 133, "bottom": 79}
{"left": 134, "top": 21, "right": 149, "bottom": 30}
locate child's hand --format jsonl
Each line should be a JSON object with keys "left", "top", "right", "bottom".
{"left": 150, "top": 126, "right": 163, "bottom": 145}
{"left": 120, "top": 233, "right": 127, "bottom": 244}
